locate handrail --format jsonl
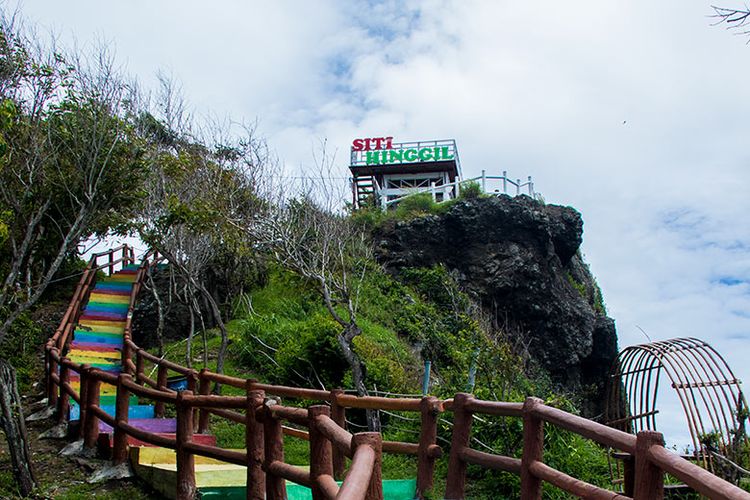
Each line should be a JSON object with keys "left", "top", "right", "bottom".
{"left": 337, "top": 445, "right": 376, "bottom": 499}
{"left": 43, "top": 245, "right": 750, "bottom": 500}
{"left": 379, "top": 169, "right": 540, "bottom": 209}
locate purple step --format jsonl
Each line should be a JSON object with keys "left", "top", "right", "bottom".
{"left": 98, "top": 417, "right": 176, "bottom": 434}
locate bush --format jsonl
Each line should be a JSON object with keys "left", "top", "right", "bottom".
{"left": 394, "top": 193, "right": 436, "bottom": 219}
{"left": 458, "top": 180, "right": 483, "bottom": 200}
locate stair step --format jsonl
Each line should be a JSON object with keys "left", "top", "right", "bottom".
{"left": 84, "top": 302, "right": 130, "bottom": 313}
{"left": 99, "top": 418, "right": 177, "bottom": 434}
{"left": 68, "top": 348, "right": 121, "bottom": 359}
{"left": 88, "top": 293, "right": 131, "bottom": 304}
{"left": 67, "top": 354, "right": 121, "bottom": 365}
{"left": 68, "top": 384, "right": 124, "bottom": 400}
{"left": 71, "top": 340, "right": 124, "bottom": 351}
{"left": 66, "top": 360, "right": 121, "bottom": 371}
{"left": 90, "top": 288, "right": 131, "bottom": 297}
{"left": 93, "top": 281, "right": 133, "bottom": 290}
{"left": 73, "top": 328, "right": 124, "bottom": 339}
{"left": 77, "top": 319, "right": 126, "bottom": 330}
{"left": 70, "top": 404, "right": 154, "bottom": 421}
{"left": 76, "top": 321, "right": 125, "bottom": 335}
{"left": 72, "top": 333, "right": 124, "bottom": 346}
{"left": 79, "top": 311, "right": 127, "bottom": 322}
{"left": 103, "top": 275, "right": 136, "bottom": 283}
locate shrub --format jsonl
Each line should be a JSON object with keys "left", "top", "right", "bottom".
{"left": 394, "top": 192, "right": 436, "bottom": 219}
{"left": 458, "top": 180, "right": 483, "bottom": 199}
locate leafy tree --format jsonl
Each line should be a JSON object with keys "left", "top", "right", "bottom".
{"left": 135, "top": 80, "right": 268, "bottom": 377}
{"left": 0, "top": 13, "right": 147, "bottom": 494}
{"left": 250, "top": 152, "right": 382, "bottom": 430}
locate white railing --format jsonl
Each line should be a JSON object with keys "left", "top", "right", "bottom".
{"left": 380, "top": 170, "right": 540, "bottom": 209}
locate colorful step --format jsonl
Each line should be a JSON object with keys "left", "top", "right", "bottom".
{"left": 70, "top": 403, "right": 155, "bottom": 421}
{"left": 99, "top": 418, "right": 177, "bottom": 434}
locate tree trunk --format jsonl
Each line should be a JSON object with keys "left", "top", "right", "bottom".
{"left": 200, "top": 285, "right": 228, "bottom": 378}
{"left": 185, "top": 304, "right": 194, "bottom": 369}
{"left": 0, "top": 358, "right": 37, "bottom": 496}
{"left": 148, "top": 272, "right": 165, "bottom": 357}
{"left": 337, "top": 325, "right": 380, "bottom": 432}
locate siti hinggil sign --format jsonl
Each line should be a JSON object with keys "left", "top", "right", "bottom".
{"left": 351, "top": 136, "right": 456, "bottom": 165}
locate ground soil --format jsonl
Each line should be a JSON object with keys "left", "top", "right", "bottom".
{"left": 0, "top": 385, "right": 163, "bottom": 499}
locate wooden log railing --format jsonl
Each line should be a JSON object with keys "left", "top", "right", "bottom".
{"left": 43, "top": 245, "right": 750, "bottom": 500}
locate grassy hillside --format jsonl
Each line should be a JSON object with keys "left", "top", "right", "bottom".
{"left": 152, "top": 264, "right": 613, "bottom": 498}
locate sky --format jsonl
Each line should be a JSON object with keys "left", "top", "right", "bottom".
{"left": 14, "top": 0, "right": 750, "bottom": 449}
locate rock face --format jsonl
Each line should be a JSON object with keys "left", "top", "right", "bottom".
{"left": 375, "top": 195, "right": 618, "bottom": 418}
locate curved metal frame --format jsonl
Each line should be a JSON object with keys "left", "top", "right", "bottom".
{"left": 605, "top": 337, "right": 747, "bottom": 469}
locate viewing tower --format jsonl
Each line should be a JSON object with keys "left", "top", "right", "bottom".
{"left": 349, "top": 136, "right": 461, "bottom": 210}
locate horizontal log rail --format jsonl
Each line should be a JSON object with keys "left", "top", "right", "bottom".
{"left": 89, "top": 405, "right": 116, "bottom": 427}
{"left": 118, "top": 421, "right": 177, "bottom": 449}
{"left": 43, "top": 245, "right": 750, "bottom": 500}
{"left": 183, "top": 441, "right": 246, "bottom": 466}
{"left": 528, "top": 461, "right": 628, "bottom": 500}
{"left": 268, "top": 460, "right": 313, "bottom": 488}
{"left": 460, "top": 447, "right": 521, "bottom": 474}
{"left": 313, "top": 413, "right": 354, "bottom": 457}
{"left": 206, "top": 407, "right": 245, "bottom": 425}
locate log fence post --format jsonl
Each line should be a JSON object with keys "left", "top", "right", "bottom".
{"left": 121, "top": 341, "right": 132, "bottom": 375}
{"left": 416, "top": 396, "right": 440, "bottom": 498}
{"left": 633, "top": 431, "right": 664, "bottom": 500}
{"left": 308, "top": 405, "right": 333, "bottom": 500}
{"left": 154, "top": 363, "right": 168, "bottom": 418}
{"left": 520, "top": 397, "right": 544, "bottom": 500}
{"left": 175, "top": 390, "right": 196, "bottom": 500}
{"left": 48, "top": 349, "right": 59, "bottom": 408}
{"left": 445, "top": 393, "right": 473, "bottom": 500}
{"left": 135, "top": 351, "right": 144, "bottom": 385}
{"left": 246, "top": 386, "right": 265, "bottom": 500}
{"left": 330, "top": 388, "right": 346, "bottom": 480}
{"left": 263, "top": 403, "right": 287, "bottom": 500}
{"left": 56, "top": 362, "right": 70, "bottom": 425}
{"left": 353, "top": 432, "right": 383, "bottom": 500}
{"left": 108, "top": 251, "right": 114, "bottom": 276}
{"left": 187, "top": 370, "right": 198, "bottom": 428}
{"left": 197, "top": 369, "right": 212, "bottom": 433}
{"left": 77, "top": 364, "right": 92, "bottom": 440}
{"left": 622, "top": 454, "right": 635, "bottom": 497}
{"left": 112, "top": 373, "right": 131, "bottom": 464}
{"left": 83, "top": 372, "right": 101, "bottom": 451}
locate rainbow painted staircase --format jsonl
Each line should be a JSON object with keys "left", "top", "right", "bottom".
{"left": 66, "top": 266, "right": 216, "bottom": 455}
{"left": 68, "top": 265, "right": 150, "bottom": 421}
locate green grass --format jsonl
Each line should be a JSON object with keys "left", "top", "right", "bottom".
{"left": 142, "top": 263, "right": 618, "bottom": 497}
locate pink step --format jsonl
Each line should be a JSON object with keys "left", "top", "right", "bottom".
{"left": 99, "top": 418, "right": 176, "bottom": 434}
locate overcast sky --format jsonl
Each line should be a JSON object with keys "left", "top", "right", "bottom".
{"left": 16, "top": 1, "right": 750, "bottom": 448}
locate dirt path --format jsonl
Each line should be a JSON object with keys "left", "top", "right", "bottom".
{"left": 0, "top": 386, "right": 163, "bottom": 499}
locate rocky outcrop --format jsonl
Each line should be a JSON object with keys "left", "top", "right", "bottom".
{"left": 375, "top": 195, "right": 617, "bottom": 418}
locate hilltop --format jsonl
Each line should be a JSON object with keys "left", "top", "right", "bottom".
{"left": 375, "top": 195, "right": 617, "bottom": 417}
